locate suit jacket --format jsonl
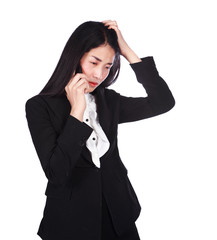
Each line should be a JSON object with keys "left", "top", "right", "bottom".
{"left": 25, "top": 57, "right": 175, "bottom": 240}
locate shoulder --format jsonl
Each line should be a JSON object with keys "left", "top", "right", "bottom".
{"left": 94, "top": 87, "right": 120, "bottom": 104}
{"left": 25, "top": 95, "right": 50, "bottom": 120}
{"left": 25, "top": 94, "right": 70, "bottom": 121}
{"left": 26, "top": 94, "right": 45, "bottom": 106}
{"left": 104, "top": 88, "right": 120, "bottom": 100}
{"left": 99, "top": 88, "right": 121, "bottom": 109}
{"left": 25, "top": 94, "right": 45, "bottom": 110}
{"left": 25, "top": 94, "right": 51, "bottom": 113}
{"left": 26, "top": 94, "right": 68, "bottom": 109}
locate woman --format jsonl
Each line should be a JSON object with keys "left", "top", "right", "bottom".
{"left": 25, "top": 20, "right": 175, "bottom": 240}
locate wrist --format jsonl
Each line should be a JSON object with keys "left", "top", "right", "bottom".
{"left": 122, "top": 47, "right": 142, "bottom": 64}
{"left": 70, "top": 109, "right": 84, "bottom": 122}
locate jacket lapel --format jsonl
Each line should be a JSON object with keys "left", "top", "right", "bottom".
{"left": 94, "top": 88, "right": 111, "bottom": 141}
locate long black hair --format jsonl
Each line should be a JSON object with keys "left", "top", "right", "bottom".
{"left": 39, "top": 21, "right": 121, "bottom": 96}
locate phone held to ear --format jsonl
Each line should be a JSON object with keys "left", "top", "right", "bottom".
{"left": 76, "top": 65, "right": 82, "bottom": 74}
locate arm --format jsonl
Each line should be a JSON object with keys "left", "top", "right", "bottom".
{"left": 103, "top": 20, "right": 175, "bottom": 123}
{"left": 119, "top": 57, "right": 175, "bottom": 123}
{"left": 25, "top": 96, "right": 93, "bottom": 185}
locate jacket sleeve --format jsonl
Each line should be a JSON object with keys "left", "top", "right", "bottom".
{"left": 118, "top": 56, "right": 175, "bottom": 124}
{"left": 25, "top": 96, "right": 93, "bottom": 185}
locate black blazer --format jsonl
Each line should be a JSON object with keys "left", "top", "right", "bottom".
{"left": 25, "top": 57, "right": 175, "bottom": 240}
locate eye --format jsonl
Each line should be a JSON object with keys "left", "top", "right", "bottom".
{"left": 91, "top": 62, "right": 97, "bottom": 65}
{"left": 105, "top": 66, "right": 112, "bottom": 70}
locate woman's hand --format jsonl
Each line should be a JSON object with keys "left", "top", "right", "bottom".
{"left": 102, "top": 20, "right": 142, "bottom": 64}
{"left": 65, "top": 73, "right": 89, "bottom": 122}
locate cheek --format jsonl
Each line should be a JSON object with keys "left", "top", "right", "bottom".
{"left": 81, "top": 62, "right": 91, "bottom": 75}
{"left": 102, "top": 69, "right": 110, "bottom": 82}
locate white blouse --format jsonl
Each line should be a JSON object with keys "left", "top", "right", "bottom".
{"left": 83, "top": 93, "right": 110, "bottom": 168}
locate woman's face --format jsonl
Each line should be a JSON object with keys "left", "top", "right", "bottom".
{"left": 80, "top": 44, "right": 115, "bottom": 92}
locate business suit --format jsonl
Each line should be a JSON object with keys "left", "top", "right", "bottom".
{"left": 25, "top": 56, "right": 175, "bottom": 240}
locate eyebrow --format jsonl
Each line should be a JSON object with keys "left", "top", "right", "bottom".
{"left": 91, "top": 55, "right": 113, "bottom": 65}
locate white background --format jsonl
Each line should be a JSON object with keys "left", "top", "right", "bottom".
{"left": 0, "top": 0, "right": 216, "bottom": 239}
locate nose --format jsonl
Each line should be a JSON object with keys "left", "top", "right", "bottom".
{"left": 93, "top": 67, "right": 103, "bottom": 81}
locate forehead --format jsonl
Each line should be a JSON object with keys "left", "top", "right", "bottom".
{"left": 86, "top": 44, "right": 115, "bottom": 63}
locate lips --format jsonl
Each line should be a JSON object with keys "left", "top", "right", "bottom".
{"left": 89, "top": 81, "right": 98, "bottom": 87}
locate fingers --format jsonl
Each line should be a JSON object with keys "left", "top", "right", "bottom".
{"left": 66, "top": 73, "right": 86, "bottom": 87}
{"left": 65, "top": 73, "right": 89, "bottom": 93}
{"left": 66, "top": 79, "right": 89, "bottom": 93}
{"left": 65, "top": 73, "right": 87, "bottom": 90}
{"left": 102, "top": 20, "right": 118, "bottom": 27}
{"left": 102, "top": 20, "right": 122, "bottom": 42}
{"left": 102, "top": 20, "right": 119, "bottom": 30}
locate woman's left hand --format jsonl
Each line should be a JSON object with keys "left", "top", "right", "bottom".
{"left": 102, "top": 20, "right": 142, "bottom": 64}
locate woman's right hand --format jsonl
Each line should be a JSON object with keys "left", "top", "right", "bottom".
{"left": 65, "top": 73, "right": 89, "bottom": 122}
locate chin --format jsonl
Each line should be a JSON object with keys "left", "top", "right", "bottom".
{"left": 87, "top": 88, "right": 95, "bottom": 93}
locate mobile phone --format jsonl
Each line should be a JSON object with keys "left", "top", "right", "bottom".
{"left": 76, "top": 65, "right": 82, "bottom": 74}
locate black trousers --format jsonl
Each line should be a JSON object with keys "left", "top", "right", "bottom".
{"left": 101, "top": 194, "right": 140, "bottom": 240}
